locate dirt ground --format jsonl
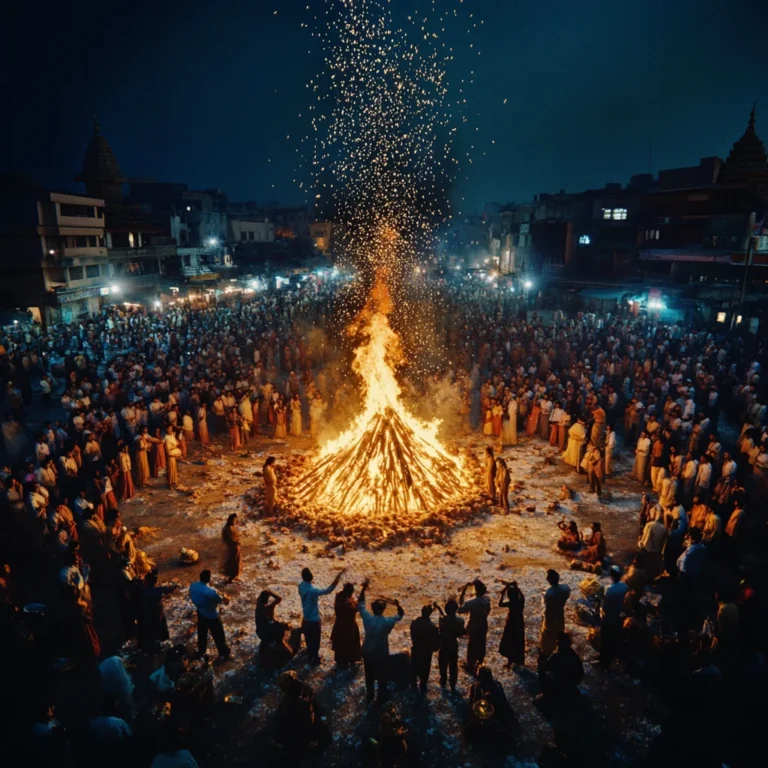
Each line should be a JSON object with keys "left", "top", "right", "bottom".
{"left": 113, "top": 427, "right": 662, "bottom": 768}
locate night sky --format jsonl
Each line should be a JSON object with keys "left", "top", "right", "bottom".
{"left": 5, "top": 0, "right": 766, "bottom": 212}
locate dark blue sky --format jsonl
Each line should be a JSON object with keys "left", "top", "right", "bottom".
{"left": 5, "top": 0, "right": 766, "bottom": 211}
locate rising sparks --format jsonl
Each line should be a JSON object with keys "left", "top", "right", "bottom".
{"left": 260, "top": 1, "right": 483, "bottom": 544}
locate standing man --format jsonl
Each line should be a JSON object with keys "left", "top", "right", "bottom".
{"left": 436, "top": 599, "right": 466, "bottom": 693}
{"left": 298, "top": 566, "right": 345, "bottom": 665}
{"left": 358, "top": 578, "right": 404, "bottom": 703}
{"left": 539, "top": 569, "right": 571, "bottom": 656}
{"left": 410, "top": 605, "right": 440, "bottom": 694}
{"left": 484, "top": 447, "right": 497, "bottom": 504}
{"left": 599, "top": 567, "right": 628, "bottom": 668}
{"left": 638, "top": 515, "right": 668, "bottom": 580}
{"left": 188, "top": 569, "right": 231, "bottom": 661}
{"left": 603, "top": 425, "right": 616, "bottom": 477}
{"left": 585, "top": 442, "right": 603, "bottom": 497}
{"left": 458, "top": 578, "right": 491, "bottom": 676}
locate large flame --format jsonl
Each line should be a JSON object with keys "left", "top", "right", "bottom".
{"left": 295, "top": 278, "right": 473, "bottom": 517}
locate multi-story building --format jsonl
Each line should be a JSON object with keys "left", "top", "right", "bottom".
{"left": 230, "top": 217, "right": 275, "bottom": 245}
{"left": 491, "top": 106, "right": 767, "bottom": 292}
{"left": 76, "top": 122, "right": 178, "bottom": 299}
{"left": 129, "top": 181, "right": 232, "bottom": 278}
{"left": 637, "top": 106, "right": 768, "bottom": 285}
{"left": 0, "top": 183, "right": 111, "bottom": 324}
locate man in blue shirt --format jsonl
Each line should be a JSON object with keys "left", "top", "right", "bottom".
{"left": 189, "top": 569, "right": 230, "bottom": 660}
{"left": 298, "top": 566, "right": 345, "bottom": 665}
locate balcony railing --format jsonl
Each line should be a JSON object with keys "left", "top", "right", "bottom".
{"left": 63, "top": 246, "right": 108, "bottom": 259}
{"left": 108, "top": 245, "right": 177, "bottom": 261}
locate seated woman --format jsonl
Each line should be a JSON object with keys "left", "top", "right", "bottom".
{"left": 270, "top": 671, "right": 329, "bottom": 760}
{"left": 576, "top": 522, "right": 607, "bottom": 564}
{"left": 363, "top": 704, "right": 415, "bottom": 767}
{"left": 466, "top": 666, "right": 515, "bottom": 749}
{"left": 556, "top": 520, "right": 582, "bottom": 552}
{"left": 149, "top": 645, "right": 214, "bottom": 726}
{"left": 255, "top": 590, "right": 297, "bottom": 669}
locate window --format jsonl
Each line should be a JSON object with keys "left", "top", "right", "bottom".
{"left": 602, "top": 208, "right": 612, "bottom": 220}
{"left": 612, "top": 208, "right": 627, "bottom": 220}
{"left": 68, "top": 266, "right": 84, "bottom": 281}
{"left": 716, "top": 312, "right": 726, "bottom": 323}
{"left": 128, "top": 233, "right": 135, "bottom": 248}
{"left": 578, "top": 235, "right": 591, "bottom": 245}
{"left": 240, "top": 232, "right": 247, "bottom": 242}
{"left": 85, "top": 265, "right": 100, "bottom": 278}
{"left": 183, "top": 255, "right": 192, "bottom": 267}
{"left": 59, "top": 203, "right": 97, "bottom": 218}
{"left": 248, "top": 231, "right": 255, "bottom": 241}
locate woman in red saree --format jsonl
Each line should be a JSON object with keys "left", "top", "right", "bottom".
{"left": 221, "top": 513, "right": 241, "bottom": 582}
{"left": 525, "top": 399, "right": 541, "bottom": 438}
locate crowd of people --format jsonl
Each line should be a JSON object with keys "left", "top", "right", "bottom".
{"left": 0, "top": 275, "right": 767, "bottom": 766}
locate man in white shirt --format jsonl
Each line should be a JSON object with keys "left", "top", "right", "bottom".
{"left": 121, "top": 405, "right": 137, "bottom": 437}
{"left": 720, "top": 452, "right": 737, "bottom": 479}
{"left": 681, "top": 452, "right": 699, "bottom": 508}
{"left": 298, "top": 566, "right": 345, "bottom": 665}
{"left": 639, "top": 517, "right": 668, "bottom": 578}
{"left": 694, "top": 456, "right": 713, "bottom": 501}
{"left": 358, "top": 578, "right": 404, "bottom": 703}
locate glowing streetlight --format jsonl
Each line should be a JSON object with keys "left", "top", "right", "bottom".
{"left": 523, "top": 279, "right": 533, "bottom": 290}
{"left": 110, "top": 284, "right": 121, "bottom": 295}
{"left": 207, "top": 237, "right": 218, "bottom": 247}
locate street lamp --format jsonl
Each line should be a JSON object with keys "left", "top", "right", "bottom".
{"left": 110, "top": 284, "right": 121, "bottom": 295}
{"left": 207, "top": 237, "right": 218, "bottom": 247}
{"left": 523, "top": 279, "right": 533, "bottom": 290}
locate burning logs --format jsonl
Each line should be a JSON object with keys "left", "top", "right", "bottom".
{"left": 245, "top": 448, "right": 487, "bottom": 550}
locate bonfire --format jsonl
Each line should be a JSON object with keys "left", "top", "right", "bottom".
{"left": 250, "top": 278, "right": 485, "bottom": 548}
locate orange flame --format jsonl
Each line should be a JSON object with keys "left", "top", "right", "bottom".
{"left": 295, "top": 275, "right": 473, "bottom": 517}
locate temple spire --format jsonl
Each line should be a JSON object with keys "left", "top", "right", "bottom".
{"left": 719, "top": 102, "right": 768, "bottom": 186}
{"left": 75, "top": 118, "right": 125, "bottom": 203}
